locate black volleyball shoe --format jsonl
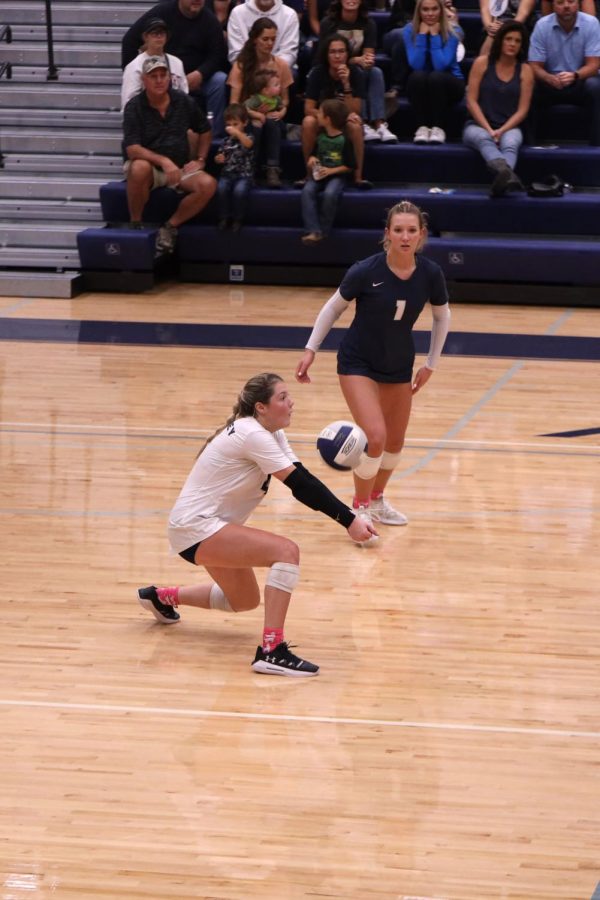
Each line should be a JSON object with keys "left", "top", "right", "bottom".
{"left": 137, "top": 585, "right": 180, "bottom": 624}
{"left": 251, "top": 642, "right": 319, "bottom": 677}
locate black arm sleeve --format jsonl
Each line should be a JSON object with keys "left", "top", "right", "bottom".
{"left": 284, "top": 463, "right": 356, "bottom": 528}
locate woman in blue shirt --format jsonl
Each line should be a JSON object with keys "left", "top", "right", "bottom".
{"left": 402, "top": 0, "right": 465, "bottom": 143}
{"left": 295, "top": 200, "right": 451, "bottom": 544}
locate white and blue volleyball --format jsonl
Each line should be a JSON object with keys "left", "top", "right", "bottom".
{"left": 316, "top": 420, "right": 368, "bottom": 471}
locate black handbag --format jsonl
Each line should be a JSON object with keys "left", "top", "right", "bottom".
{"left": 527, "top": 174, "right": 565, "bottom": 197}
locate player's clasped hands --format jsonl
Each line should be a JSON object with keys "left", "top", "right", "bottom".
{"left": 348, "top": 516, "right": 379, "bottom": 543}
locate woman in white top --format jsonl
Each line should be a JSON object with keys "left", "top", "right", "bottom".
{"left": 121, "top": 18, "right": 188, "bottom": 112}
{"left": 137, "top": 372, "right": 375, "bottom": 677}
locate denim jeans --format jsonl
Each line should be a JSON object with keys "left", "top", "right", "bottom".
{"left": 301, "top": 175, "right": 346, "bottom": 236}
{"left": 190, "top": 70, "right": 227, "bottom": 138}
{"left": 462, "top": 123, "right": 523, "bottom": 169}
{"left": 253, "top": 118, "right": 283, "bottom": 168}
{"left": 217, "top": 175, "right": 252, "bottom": 221}
{"left": 361, "top": 66, "right": 386, "bottom": 123}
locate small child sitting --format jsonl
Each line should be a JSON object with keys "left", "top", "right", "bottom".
{"left": 244, "top": 68, "right": 286, "bottom": 188}
{"left": 214, "top": 103, "right": 255, "bottom": 232}
{"left": 244, "top": 68, "right": 284, "bottom": 121}
{"left": 301, "top": 99, "right": 356, "bottom": 244}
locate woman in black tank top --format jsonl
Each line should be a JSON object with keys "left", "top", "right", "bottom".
{"left": 462, "top": 21, "right": 534, "bottom": 196}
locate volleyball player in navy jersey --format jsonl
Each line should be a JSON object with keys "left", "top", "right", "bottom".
{"left": 137, "top": 372, "right": 375, "bottom": 676}
{"left": 295, "top": 201, "right": 451, "bottom": 544}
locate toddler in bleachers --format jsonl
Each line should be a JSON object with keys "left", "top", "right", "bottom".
{"left": 301, "top": 99, "right": 355, "bottom": 244}
{"left": 244, "top": 69, "right": 285, "bottom": 122}
{"left": 214, "top": 103, "right": 256, "bottom": 232}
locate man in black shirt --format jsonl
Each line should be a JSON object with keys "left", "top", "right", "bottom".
{"left": 123, "top": 56, "right": 216, "bottom": 254}
{"left": 122, "top": 0, "right": 227, "bottom": 136}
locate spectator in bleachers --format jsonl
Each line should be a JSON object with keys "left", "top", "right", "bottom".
{"left": 122, "top": 0, "right": 228, "bottom": 137}
{"left": 302, "top": 33, "right": 373, "bottom": 187}
{"left": 306, "top": 0, "right": 332, "bottom": 36}
{"left": 228, "top": 18, "right": 294, "bottom": 186}
{"left": 215, "top": 103, "right": 256, "bottom": 230}
{"left": 121, "top": 18, "right": 188, "bottom": 111}
{"left": 227, "top": 0, "right": 300, "bottom": 68}
{"left": 478, "top": 0, "right": 536, "bottom": 56}
{"left": 463, "top": 21, "right": 533, "bottom": 195}
{"left": 540, "top": 0, "right": 595, "bottom": 17}
{"left": 301, "top": 98, "right": 356, "bottom": 242}
{"left": 401, "top": 0, "right": 465, "bottom": 143}
{"left": 123, "top": 57, "right": 217, "bottom": 254}
{"left": 529, "top": 0, "right": 600, "bottom": 145}
{"left": 318, "top": 0, "right": 398, "bottom": 141}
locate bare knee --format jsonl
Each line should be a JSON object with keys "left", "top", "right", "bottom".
{"left": 128, "top": 159, "right": 153, "bottom": 184}
{"left": 230, "top": 585, "right": 261, "bottom": 612}
{"left": 364, "top": 425, "right": 387, "bottom": 456}
{"left": 276, "top": 538, "right": 300, "bottom": 566}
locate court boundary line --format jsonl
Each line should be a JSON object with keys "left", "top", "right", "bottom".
{"left": 1, "top": 698, "right": 599, "bottom": 740}
{"left": 1, "top": 421, "right": 599, "bottom": 453}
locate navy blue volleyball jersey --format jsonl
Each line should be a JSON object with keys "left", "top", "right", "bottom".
{"left": 338, "top": 252, "right": 448, "bottom": 376}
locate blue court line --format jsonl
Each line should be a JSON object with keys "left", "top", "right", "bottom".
{"left": 541, "top": 426, "right": 600, "bottom": 437}
{"left": 0, "top": 317, "right": 599, "bottom": 361}
{"left": 397, "top": 361, "right": 525, "bottom": 478}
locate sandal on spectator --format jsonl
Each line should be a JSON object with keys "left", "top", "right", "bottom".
{"left": 355, "top": 179, "right": 374, "bottom": 190}
{"left": 301, "top": 232, "right": 323, "bottom": 244}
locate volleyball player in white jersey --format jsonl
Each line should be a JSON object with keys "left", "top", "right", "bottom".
{"left": 296, "top": 201, "right": 451, "bottom": 542}
{"left": 137, "top": 372, "right": 376, "bottom": 676}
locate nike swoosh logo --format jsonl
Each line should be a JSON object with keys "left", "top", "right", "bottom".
{"left": 372, "top": 281, "right": 384, "bottom": 287}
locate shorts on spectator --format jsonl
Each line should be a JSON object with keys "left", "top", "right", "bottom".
{"left": 123, "top": 160, "right": 168, "bottom": 189}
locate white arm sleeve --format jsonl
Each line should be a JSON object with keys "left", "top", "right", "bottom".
{"left": 305, "top": 290, "right": 351, "bottom": 353}
{"left": 426, "top": 303, "right": 451, "bottom": 370}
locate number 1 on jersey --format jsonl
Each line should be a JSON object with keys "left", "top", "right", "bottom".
{"left": 394, "top": 300, "right": 406, "bottom": 321}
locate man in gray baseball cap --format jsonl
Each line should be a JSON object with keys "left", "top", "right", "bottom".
{"left": 123, "top": 55, "right": 216, "bottom": 254}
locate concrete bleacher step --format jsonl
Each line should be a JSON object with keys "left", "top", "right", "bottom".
{"left": 1, "top": 128, "right": 121, "bottom": 154}
{"left": 0, "top": 108, "right": 122, "bottom": 129}
{"left": 0, "top": 246, "right": 80, "bottom": 268}
{"left": 1, "top": 173, "right": 109, "bottom": 202}
{"left": 3, "top": 199, "right": 104, "bottom": 222}
{"left": 0, "top": 270, "right": 82, "bottom": 299}
{"left": 3, "top": 153, "right": 122, "bottom": 176}
{"left": 0, "top": 84, "right": 120, "bottom": 110}
{"left": 3, "top": 2, "right": 148, "bottom": 26}
{"left": 10, "top": 66, "right": 122, "bottom": 84}
{"left": 11, "top": 25, "right": 132, "bottom": 44}
{"left": 0, "top": 222, "right": 89, "bottom": 248}
{"left": 3, "top": 43, "right": 121, "bottom": 68}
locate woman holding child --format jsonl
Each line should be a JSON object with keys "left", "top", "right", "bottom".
{"left": 227, "top": 17, "right": 293, "bottom": 187}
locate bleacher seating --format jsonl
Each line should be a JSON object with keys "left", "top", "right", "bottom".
{"left": 32, "top": 0, "right": 596, "bottom": 304}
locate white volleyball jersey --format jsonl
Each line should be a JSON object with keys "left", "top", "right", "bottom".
{"left": 168, "top": 417, "right": 298, "bottom": 552}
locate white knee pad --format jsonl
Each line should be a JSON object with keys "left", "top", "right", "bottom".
{"left": 209, "top": 583, "right": 234, "bottom": 613}
{"left": 266, "top": 562, "right": 300, "bottom": 593}
{"left": 381, "top": 450, "right": 402, "bottom": 471}
{"left": 353, "top": 452, "right": 384, "bottom": 480}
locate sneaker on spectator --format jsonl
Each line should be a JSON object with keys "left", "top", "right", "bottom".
{"left": 155, "top": 222, "right": 178, "bottom": 255}
{"left": 137, "top": 585, "right": 181, "bottom": 624}
{"left": 413, "top": 126, "right": 431, "bottom": 144}
{"left": 266, "top": 165, "right": 282, "bottom": 188}
{"left": 377, "top": 122, "right": 398, "bottom": 142}
{"left": 370, "top": 496, "right": 408, "bottom": 525}
{"left": 363, "top": 123, "right": 380, "bottom": 141}
{"left": 353, "top": 504, "right": 379, "bottom": 546}
{"left": 429, "top": 126, "right": 446, "bottom": 144}
{"left": 251, "top": 642, "right": 319, "bottom": 676}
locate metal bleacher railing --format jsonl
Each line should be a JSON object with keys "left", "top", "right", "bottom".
{"left": 43, "top": 0, "right": 59, "bottom": 81}
{"left": 0, "top": 22, "right": 12, "bottom": 167}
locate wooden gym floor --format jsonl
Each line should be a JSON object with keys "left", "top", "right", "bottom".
{"left": 0, "top": 284, "right": 599, "bottom": 900}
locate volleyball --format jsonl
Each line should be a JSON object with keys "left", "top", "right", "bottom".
{"left": 316, "top": 420, "right": 367, "bottom": 471}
